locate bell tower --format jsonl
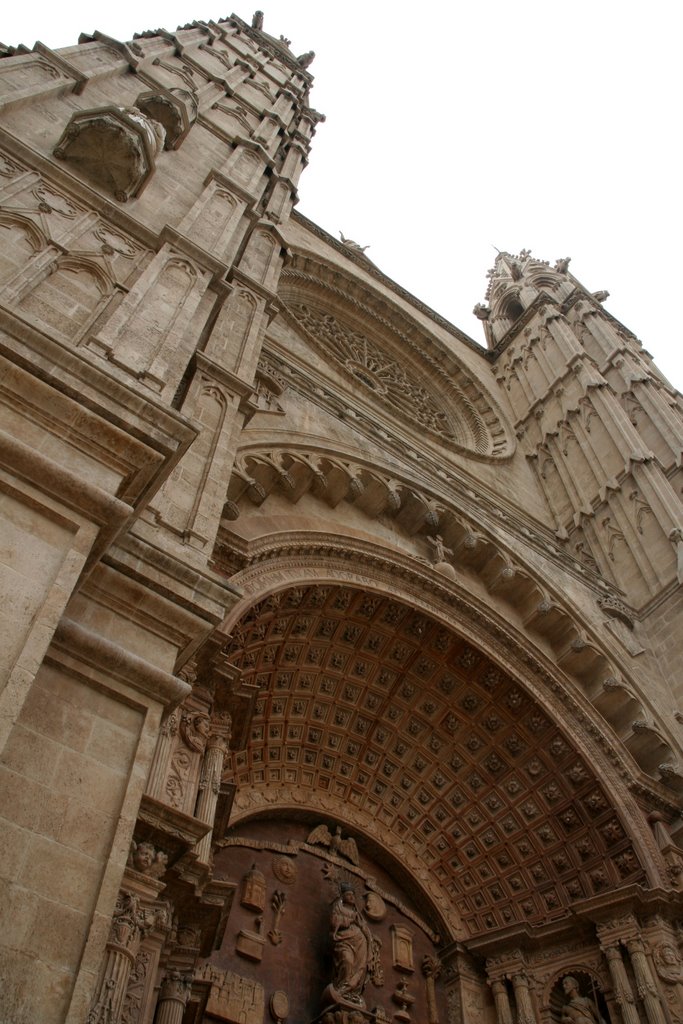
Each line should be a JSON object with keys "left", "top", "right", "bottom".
{"left": 477, "top": 251, "right": 683, "bottom": 677}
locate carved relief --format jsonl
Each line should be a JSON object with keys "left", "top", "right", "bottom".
{"left": 0, "top": 153, "right": 22, "bottom": 177}
{"left": 365, "top": 892, "right": 387, "bottom": 922}
{"left": 307, "top": 823, "right": 360, "bottom": 865}
{"left": 391, "top": 925, "right": 415, "bottom": 974}
{"left": 288, "top": 302, "right": 467, "bottom": 447}
{"left": 272, "top": 855, "right": 297, "bottom": 884}
{"left": 322, "top": 883, "right": 383, "bottom": 1010}
{"left": 198, "top": 965, "right": 265, "bottom": 1024}
{"left": 94, "top": 226, "right": 138, "bottom": 258}
{"left": 268, "top": 890, "right": 286, "bottom": 944}
{"left": 166, "top": 747, "right": 194, "bottom": 810}
{"left": 33, "top": 184, "right": 78, "bottom": 217}
{"left": 120, "top": 950, "right": 151, "bottom": 1024}
{"left": 270, "top": 991, "right": 289, "bottom": 1024}
{"left": 241, "top": 863, "right": 267, "bottom": 912}
{"left": 236, "top": 916, "right": 266, "bottom": 961}
{"left": 179, "top": 710, "right": 211, "bottom": 753}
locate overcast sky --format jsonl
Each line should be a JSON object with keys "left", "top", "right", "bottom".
{"left": 3, "top": 1, "right": 682, "bottom": 387}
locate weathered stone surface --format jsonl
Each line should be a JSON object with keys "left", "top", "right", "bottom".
{"left": 0, "top": 11, "right": 681, "bottom": 1024}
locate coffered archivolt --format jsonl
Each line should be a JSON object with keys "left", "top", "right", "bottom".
{"left": 277, "top": 252, "right": 514, "bottom": 461}
{"left": 214, "top": 574, "right": 671, "bottom": 945}
{"left": 217, "top": 446, "right": 681, "bottom": 790}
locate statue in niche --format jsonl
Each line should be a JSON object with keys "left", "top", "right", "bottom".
{"left": 127, "top": 840, "right": 168, "bottom": 879}
{"left": 560, "top": 976, "right": 605, "bottom": 1024}
{"left": 323, "top": 883, "right": 382, "bottom": 1009}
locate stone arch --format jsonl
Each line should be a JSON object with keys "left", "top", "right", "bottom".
{"left": 0, "top": 213, "right": 47, "bottom": 289}
{"left": 16, "top": 254, "right": 112, "bottom": 340}
{"left": 278, "top": 252, "right": 515, "bottom": 460}
{"left": 545, "top": 967, "right": 611, "bottom": 1024}
{"left": 207, "top": 549, "right": 672, "bottom": 950}
{"left": 219, "top": 444, "right": 682, "bottom": 791}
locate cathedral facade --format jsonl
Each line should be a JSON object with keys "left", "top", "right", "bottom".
{"left": 1, "top": 12, "right": 683, "bottom": 1024}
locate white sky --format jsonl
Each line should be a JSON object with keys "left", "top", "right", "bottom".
{"left": 3, "top": 1, "right": 682, "bottom": 387}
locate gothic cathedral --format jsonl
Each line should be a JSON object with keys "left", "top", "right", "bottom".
{"left": 0, "top": 12, "right": 682, "bottom": 1024}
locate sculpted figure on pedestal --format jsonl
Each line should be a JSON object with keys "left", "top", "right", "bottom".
{"left": 323, "top": 883, "right": 379, "bottom": 1008}
{"left": 560, "top": 976, "right": 605, "bottom": 1024}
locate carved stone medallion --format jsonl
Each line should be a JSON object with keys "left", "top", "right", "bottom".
{"left": 273, "top": 855, "right": 297, "bottom": 884}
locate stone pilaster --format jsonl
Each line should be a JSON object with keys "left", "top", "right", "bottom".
{"left": 422, "top": 954, "right": 442, "bottom": 1024}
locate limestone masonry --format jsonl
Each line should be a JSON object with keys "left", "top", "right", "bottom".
{"left": 0, "top": 11, "right": 682, "bottom": 1024}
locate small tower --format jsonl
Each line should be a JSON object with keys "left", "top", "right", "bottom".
{"left": 480, "top": 250, "right": 683, "bottom": 611}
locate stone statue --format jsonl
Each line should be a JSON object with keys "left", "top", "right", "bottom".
{"left": 560, "top": 976, "right": 604, "bottom": 1024}
{"left": 252, "top": 11, "right": 264, "bottom": 30}
{"left": 297, "top": 51, "right": 315, "bottom": 68}
{"left": 128, "top": 840, "right": 168, "bottom": 879}
{"left": 325, "top": 884, "right": 374, "bottom": 1007}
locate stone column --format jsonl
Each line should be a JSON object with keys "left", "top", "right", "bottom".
{"left": 154, "top": 970, "right": 192, "bottom": 1024}
{"left": 194, "top": 712, "right": 231, "bottom": 864}
{"left": 601, "top": 943, "right": 640, "bottom": 1024}
{"left": 626, "top": 936, "right": 668, "bottom": 1024}
{"left": 511, "top": 971, "right": 536, "bottom": 1024}
{"left": 490, "top": 980, "right": 514, "bottom": 1024}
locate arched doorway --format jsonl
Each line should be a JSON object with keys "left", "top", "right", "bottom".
{"left": 190, "top": 579, "right": 667, "bottom": 1024}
